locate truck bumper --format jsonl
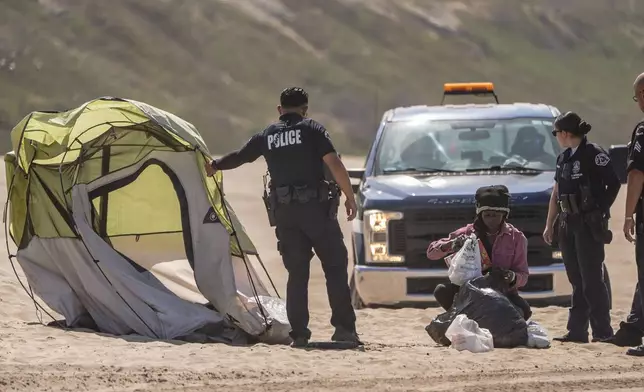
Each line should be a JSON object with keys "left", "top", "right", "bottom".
{"left": 352, "top": 263, "right": 571, "bottom": 307}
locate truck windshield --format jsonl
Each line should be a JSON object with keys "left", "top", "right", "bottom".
{"left": 375, "top": 117, "right": 562, "bottom": 174}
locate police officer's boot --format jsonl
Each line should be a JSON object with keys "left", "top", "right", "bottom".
{"left": 291, "top": 336, "right": 309, "bottom": 348}
{"left": 553, "top": 333, "right": 589, "bottom": 344}
{"left": 331, "top": 327, "right": 363, "bottom": 346}
{"left": 626, "top": 344, "right": 644, "bottom": 356}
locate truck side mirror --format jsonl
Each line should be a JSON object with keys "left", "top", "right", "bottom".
{"left": 347, "top": 168, "right": 365, "bottom": 194}
{"left": 608, "top": 144, "right": 629, "bottom": 184}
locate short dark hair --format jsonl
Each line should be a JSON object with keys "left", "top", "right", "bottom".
{"left": 280, "top": 87, "right": 308, "bottom": 108}
{"left": 554, "top": 111, "right": 592, "bottom": 136}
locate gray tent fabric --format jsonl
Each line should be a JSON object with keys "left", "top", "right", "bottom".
{"left": 17, "top": 237, "right": 92, "bottom": 327}
{"left": 72, "top": 183, "right": 226, "bottom": 338}
{"left": 13, "top": 148, "right": 290, "bottom": 344}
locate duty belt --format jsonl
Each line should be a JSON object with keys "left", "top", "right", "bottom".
{"left": 262, "top": 180, "right": 341, "bottom": 226}
{"left": 271, "top": 181, "right": 338, "bottom": 204}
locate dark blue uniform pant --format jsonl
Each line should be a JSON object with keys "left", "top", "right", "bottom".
{"left": 617, "top": 228, "right": 644, "bottom": 337}
{"left": 559, "top": 214, "right": 613, "bottom": 339}
{"left": 274, "top": 200, "right": 356, "bottom": 340}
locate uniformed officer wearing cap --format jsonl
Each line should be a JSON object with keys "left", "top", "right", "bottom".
{"left": 543, "top": 111, "right": 621, "bottom": 343}
{"left": 204, "top": 87, "right": 362, "bottom": 348}
{"left": 610, "top": 72, "right": 644, "bottom": 355}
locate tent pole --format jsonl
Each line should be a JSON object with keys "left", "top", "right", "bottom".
{"left": 254, "top": 253, "right": 281, "bottom": 299}
{"left": 198, "top": 149, "right": 272, "bottom": 328}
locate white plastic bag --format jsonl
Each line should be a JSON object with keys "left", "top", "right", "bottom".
{"left": 526, "top": 320, "right": 551, "bottom": 349}
{"left": 444, "top": 314, "right": 494, "bottom": 353}
{"left": 446, "top": 234, "right": 482, "bottom": 286}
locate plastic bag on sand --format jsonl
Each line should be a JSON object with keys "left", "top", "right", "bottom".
{"left": 444, "top": 314, "right": 494, "bottom": 353}
{"left": 425, "top": 274, "right": 529, "bottom": 348}
{"left": 446, "top": 234, "right": 482, "bottom": 286}
{"left": 526, "top": 321, "right": 551, "bottom": 349}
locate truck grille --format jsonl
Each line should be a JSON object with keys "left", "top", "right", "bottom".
{"left": 388, "top": 220, "right": 406, "bottom": 254}
{"left": 388, "top": 205, "right": 554, "bottom": 269}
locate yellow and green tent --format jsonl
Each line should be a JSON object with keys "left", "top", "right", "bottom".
{"left": 4, "top": 97, "right": 289, "bottom": 344}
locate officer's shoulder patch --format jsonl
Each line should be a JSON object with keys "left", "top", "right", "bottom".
{"left": 634, "top": 122, "right": 644, "bottom": 136}
{"left": 595, "top": 152, "right": 610, "bottom": 166}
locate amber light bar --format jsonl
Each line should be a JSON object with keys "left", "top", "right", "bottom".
{"left": 443, "top": 82, "right": 495, "bottom": 94}
{"left": 441, "top": 82, "right": 498, "bottom": 104}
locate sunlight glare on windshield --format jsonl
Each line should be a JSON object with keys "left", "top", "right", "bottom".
{"left": 376, "top": 117, "right": 561, "bottom": 174}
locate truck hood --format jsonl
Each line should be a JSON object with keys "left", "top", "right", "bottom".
{"left": 363, "top": 172, "right": 554, "bottom": 200}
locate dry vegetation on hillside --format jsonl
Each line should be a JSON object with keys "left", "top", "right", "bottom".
{"left": 2, "top": 0, "right": 644, "bottom": 153}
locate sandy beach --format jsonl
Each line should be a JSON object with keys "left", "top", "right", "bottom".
{"left": 2, "top": 156, "right": 644, "bottom": 392}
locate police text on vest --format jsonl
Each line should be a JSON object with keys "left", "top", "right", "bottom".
{"left": 267, "top": 129, "right": 302, "bottom": 150}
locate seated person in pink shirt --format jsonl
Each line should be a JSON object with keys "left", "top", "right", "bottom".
{"left": 426, "top": 185, "right": 532, "bottom": 320}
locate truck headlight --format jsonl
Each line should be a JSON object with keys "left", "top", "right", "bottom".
{"left": 363, "top": 210, "right": 404, "bottom": 263}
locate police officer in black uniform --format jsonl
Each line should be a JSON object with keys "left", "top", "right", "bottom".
{"left": 543, "top": 111, "right": 620, "bottom": 343}
{"left": 204, "top": 87, "right": 362, "bottom": 347}
{"left": 609, "top": 72, "right": 644, "bottom": 355}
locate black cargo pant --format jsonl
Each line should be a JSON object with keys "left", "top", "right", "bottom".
{"left": 559, "top": 213, "right": 613, "bottom": 340}
{"left": 616, "top": 223, "right": 644, "bottom": 338}
{"left": 274, "top": 199, "right": 356, "bottom": 340}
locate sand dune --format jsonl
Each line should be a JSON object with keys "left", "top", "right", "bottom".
{"left": 2, "top": 156, "right": 644, "bottom": 392}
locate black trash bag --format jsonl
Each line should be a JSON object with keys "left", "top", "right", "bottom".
{"left": 425, "top": 273, "right": 529, "bottom": 348}
{"left": 424, "top": 311, "right": 453, "bottom": 347}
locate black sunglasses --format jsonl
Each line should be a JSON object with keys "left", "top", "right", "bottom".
{"left": 551, "top": 129, "right": 561, "bottom": 136}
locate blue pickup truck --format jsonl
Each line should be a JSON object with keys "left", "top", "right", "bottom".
{"left": 347, "top": 82, "right": 625, "bottom": 309}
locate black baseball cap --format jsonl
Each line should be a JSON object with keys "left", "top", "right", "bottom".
{"left": 280, "top": 87, "right": 309, "bottom": 108}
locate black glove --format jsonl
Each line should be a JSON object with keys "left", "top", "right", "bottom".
{"left": 485, "top": 267, "right": 516, "bottom": 289}
{"left": 439, "top": 234, "right": 467, "bottom": 253}
{"left": 503, "top": 269, "right": 517, "bottom": 286}
{"left": 485, "top": 266, "right": 505, "bottom": 283}
{"left": 451, "top": 235, "right": 467, "bottom": 251}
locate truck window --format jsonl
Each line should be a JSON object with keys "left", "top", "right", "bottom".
{"left": 375, "top": 117, "right": 561, "bottom": 174}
